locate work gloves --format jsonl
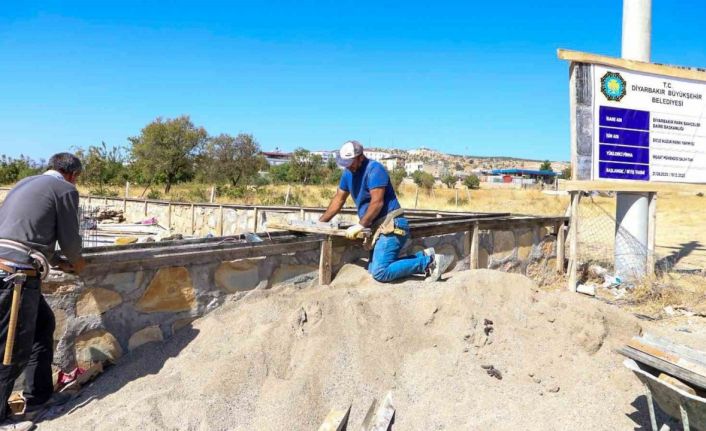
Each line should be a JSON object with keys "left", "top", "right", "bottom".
{"left": 345, "top": 223, "right": 365, "bottom": 240}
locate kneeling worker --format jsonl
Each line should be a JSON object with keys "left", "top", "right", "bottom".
{"left": 0, "top": 153, "right": 87, "bottom": 430}
{"left": 319, "top": 140, "right": 453, "bottom": 283}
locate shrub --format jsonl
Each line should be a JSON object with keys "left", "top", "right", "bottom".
{"left": 147, "top": 189, "right": 162, "bottom": 200}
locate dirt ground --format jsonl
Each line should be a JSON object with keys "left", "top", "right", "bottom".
{"left": 36, "top": 267, "right": 706, "bottom": 430}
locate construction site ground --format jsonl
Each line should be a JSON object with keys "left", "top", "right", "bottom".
{"left": 36, "top": 266, "right": 706, "bottom": 430}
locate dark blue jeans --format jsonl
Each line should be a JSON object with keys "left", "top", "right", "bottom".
{"left": 0, "top": 271, "right": 55, "bottom": 421}
{"left": 368, "top": 217, "right": 432, "bottom": 282}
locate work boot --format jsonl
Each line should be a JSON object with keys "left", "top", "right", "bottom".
{"left": 426, "top": 254, "right": 453, "bottom": 282}
{"left": 0, "top": 418, "right": 33, "bottom": 431}
{"left": 23, "top": 392, "right": 74, "bottom": 420}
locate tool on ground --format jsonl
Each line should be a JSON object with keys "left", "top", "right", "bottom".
{"left": 2, "top": 272, "right": 26, "bottom": 366}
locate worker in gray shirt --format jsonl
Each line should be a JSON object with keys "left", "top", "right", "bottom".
{"left": 0, "top": 153, "right": 86, "bottom": 430}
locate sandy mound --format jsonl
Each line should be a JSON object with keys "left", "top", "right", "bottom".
{"left": 39, "top": 267, "right": 650, "bottom": 430}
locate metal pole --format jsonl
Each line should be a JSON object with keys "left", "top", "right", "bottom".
{"left": 615, "top": 0, "right": 651, "bottom": 279}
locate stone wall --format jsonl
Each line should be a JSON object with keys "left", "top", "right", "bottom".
{"left": 42, "top": 222, "right": 560, "bottom": 371}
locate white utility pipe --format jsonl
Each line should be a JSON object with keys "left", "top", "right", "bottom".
{"left": 615, "top": 0, "right": 651, "bottom": 279}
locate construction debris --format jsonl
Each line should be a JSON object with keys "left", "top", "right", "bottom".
{"left": 317, "top": 405, "right": 351, "bottom": 431}
{"left": 94, "top": 208, "right": 125, "bottom": 223}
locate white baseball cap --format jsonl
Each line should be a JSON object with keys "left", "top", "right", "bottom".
{"left": 336, "top": 140, "right": 364, "bottom": 168}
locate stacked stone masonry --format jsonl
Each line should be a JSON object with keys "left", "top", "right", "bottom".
{"left": 42, "top": 223, "right": 558, "bottom": 371}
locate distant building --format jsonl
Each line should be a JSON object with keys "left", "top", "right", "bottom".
{"left": 312, "top": 150, "right": 337, "bottom": 163}
{"left": 490, "top": 168, "right": 558, "bottom": 184}
{"left": 261, "top": 151, "right": 291, "bottom": 166}
{"left": 381, "top": 155, "right": 405, "bottom": 171}
{"left": 405, "top": 161, "right": 424, "bottom": 175}
{"left": 365, "top": 150, "right": 391, "bottom": 162}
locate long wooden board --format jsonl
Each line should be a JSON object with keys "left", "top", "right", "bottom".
{"left": 266, "top": 220, "right": 370, "bottom": 239}
{"left": 618, "top": 336, "right": 706, "bottom": 391}
{"left": 557, "top": 49, "right": 706, "bottom": 82}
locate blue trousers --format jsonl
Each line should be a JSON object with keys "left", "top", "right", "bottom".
{"left": 368, "top": 217, "right": 432, "bottom": 282}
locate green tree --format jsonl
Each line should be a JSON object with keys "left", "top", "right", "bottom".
{"left": 129, "top": 116, "right": 207, "bottom": 194}
{"left": 201, "top": 133, "right": 266, "bottom": 186}
{"left": 441, "top": 173, "right": 458, "bottom": 188}
{"left": 540, "top": 160, "right": 553, "bottom": 171}
{"left": 412, "top": 170, "right": 435, "bottom": 192}
{"left": 0, "top": 155, "right": 42, "bottom": 184}
{"left": 561, "top": 167, "right": 572, "bottom": 179}
{"left": 390, "top": 167, "right": 406, "bottom": 190}
{"left": 75, "top": 142, "right": 127, "bottom": 192}
{"left": 463, "top": 174, "right": 480, "bottom": 189}
{"left": 269, "top": 163, "right": 291, "bottom": 183}
{"left": 288, "top": 148, "right": 323, "bottom": 184}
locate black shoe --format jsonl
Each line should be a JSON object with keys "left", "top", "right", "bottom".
{"left": 23, "top": 392, "right": 74, "bottom": 419}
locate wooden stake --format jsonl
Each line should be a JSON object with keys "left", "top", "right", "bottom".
{"left": 567, "top": 192, "right": 580, "bottom": 292}
{"left": 556, "top": 221, "right": 566, "bottom": 274}
{"left": 317, "top": 404, "right": 351, "bottom": 431}
{"left": 414, "top": 186, "right": 419, "bottom": 209}
{"left": 253, "top": 207, "right": 259, "bottom": 232}
{"left": 319, "top": 236, "right": 333, "bottom": 286}
{"left": 219, "top": 205, "right": 224, "bottom": 236}
{"left": 144, "top": 199, "right": 148, "bottom": 216}
{"left": 647, "top": 192, "right": 657, "bottom": 274}
{"left": 210, "top": 186, "right": 216, "bottom": 203}
{"left": 285, "top": 185, "right": 291, "bottom": 206}
{"left": 125, "top": 181, "right": 130, "bottom": 198}
{"left": 167, "top": 203, "right": 172, "bottom": 230}
{"left": 455, "top": 188, "right": 459, "bottom": 207}
{"left": 190, "top": 203, "right": 195, "bottom": 235}
{"left": 470, "top": 223, "right": 479, "bottom": 269}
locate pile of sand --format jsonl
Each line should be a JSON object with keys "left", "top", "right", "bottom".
{"left": 39, "top": 267, "right": 653, "bottom": 430}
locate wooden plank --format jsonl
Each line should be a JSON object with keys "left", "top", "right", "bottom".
{"left": 556, "top": 222, "right": 565, "bottom": 274}
{"left": 567, "top": 192, "right": 580, "bottom": 292}
{"left": 167, "top": 203, "right": 172, "bottom": 230}
{"left": 190, "top": 204, "right": 195, "bottom": 235}
{"left": 218, "top": 205, "right": 224, "bottom": 236}
{"left": 469, "top": 224, "right": 479, "bottom": 269}
{"left": 618, "top": 346, "right": 706, "bottom": 391}
{"left": 317, "top": 405, "right": 351, "bottom": 431}
{"left": 641, "top": 334, "right": 706, "bottom": 368}
{"left": 319, "top": 236, "right": 333, "bottom": 286}
{"left": 267, "top": 220, "right": 370, "bottom": 239}
{"left": 557, "top": 49, "right": 706, "bottom": 82}
{"left": 563, "top": 180, "right": 705, "bottom": 193}
{"left": 363, "top": 391, "right": 395, "bottom": 431}
{"left": 83, "top": 238, "right": 323, "bottom": 274}
{"left": 647, "top": 193, "right": 657, "bottom": 274}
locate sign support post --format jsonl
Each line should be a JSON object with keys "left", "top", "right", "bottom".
{"left": 614, "top": 0, "right": 653, "bottom": 279}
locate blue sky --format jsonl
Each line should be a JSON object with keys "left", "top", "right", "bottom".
{"left": 1, "top": 1, "right": 705, "bottom": 161}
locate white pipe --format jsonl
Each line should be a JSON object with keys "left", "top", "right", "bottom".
{"left": 615, "top": 0, "right": 651, "bottom": 279}
{"left": 621, "top": 0, "right": 652, "bottom": 62}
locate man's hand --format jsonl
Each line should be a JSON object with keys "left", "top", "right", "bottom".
{"left": 55, "top": 257, "right": 87, "bottom": 274}
{"left": 345, "top": 224, "right": 365, "bottom": 239}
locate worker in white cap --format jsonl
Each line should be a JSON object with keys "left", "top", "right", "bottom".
{"left": 320, "top": 140, "right": 453, "bottom": 282}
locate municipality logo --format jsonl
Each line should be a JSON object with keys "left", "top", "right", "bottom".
{"left": 600, "top": 71, "right": 627, "bottom": 101}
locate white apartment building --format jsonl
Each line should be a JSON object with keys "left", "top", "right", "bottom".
{"left": 364, "top": 150, "right": 391, "bottom": 161}
{"left": 405, "top": 161, "right": 424, "bottom": 174}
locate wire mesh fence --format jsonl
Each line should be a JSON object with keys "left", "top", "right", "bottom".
{"left": 78, "top": 203, "right": 99, "bottom": 248}
{"left": 572, "top": 193, "right": 687, "bottom": 278}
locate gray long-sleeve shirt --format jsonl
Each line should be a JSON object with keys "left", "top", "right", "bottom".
{"left": 0, "top": 173, "right": 83, "bottom": 265}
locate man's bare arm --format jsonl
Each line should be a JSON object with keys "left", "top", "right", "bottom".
{"left": 319, "top": 188, "right": 350, "bottom": 222}
{"left": 359, "top": 188, "right": 385, "bottom": 228}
